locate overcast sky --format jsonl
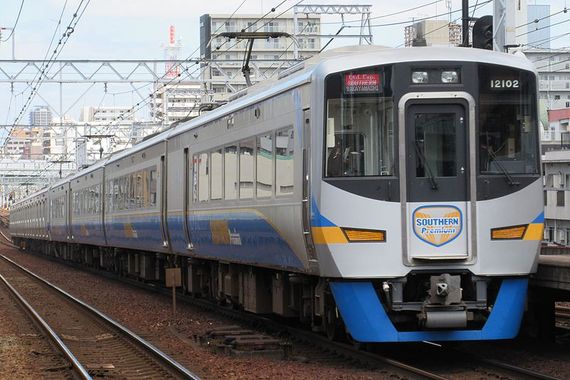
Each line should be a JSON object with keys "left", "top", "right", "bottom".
{"left": 0, "top": 0, "right": 565, "bottom": 126}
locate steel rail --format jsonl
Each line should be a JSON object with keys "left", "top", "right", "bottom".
{"left": 0, "top": 273, "right": 92, "bottom": 379}
{"left": 0, "top": 254, "right": 201, "bottom": 380}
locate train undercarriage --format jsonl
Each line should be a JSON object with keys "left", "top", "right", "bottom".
{"left": 14, "top": 237, "right": 507, "bottom": 342}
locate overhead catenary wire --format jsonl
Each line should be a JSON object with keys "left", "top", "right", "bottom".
{"left": 0, "top": 0, "right": 25, "bottom": 42}
{"left": 2, "top": 0, "right": 69, "bottom": 136}
{"left": 8, "top": 0, "right": 91, "bottom": 140}
{"left": 25, "top": 0, "right": 265, "bottom": 179}
{"left": 317, "top": 0, "right": 443, "bottom": 25}
{"left": 517, "top": 16, "right": 570, "bottom": 38}
{"left": 516, "top": 7, "right": 568, "bottom": 29}
{"left": 344, "top": 0, "right": 492, "bottom": 29}
{"left": 78, "top": 0, "right": 301, "bottom": 167}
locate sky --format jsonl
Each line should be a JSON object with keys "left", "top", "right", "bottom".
{"left": 0, "top": 0, "right": 567, "bottom": 128}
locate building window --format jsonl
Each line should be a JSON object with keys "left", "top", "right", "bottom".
{"left": 557, "top": 190, "right": 565, "bottom": 206}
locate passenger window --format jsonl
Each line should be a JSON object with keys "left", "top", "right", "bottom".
{"left": 224, "top": 145, "right": 238, "bottom": 200}
{"left": 276, "top": 128, "right": 294, "bottom": 196}
{"left": 239, "top": 140, "right": 254, "bottom": 199}
{"left": 211, "top": 149, "right": 223, "bottom": 200}
{"left": 198, "top": 153, "right": 209, "bottom": 202}
{"left": 192, "top": 155, "right": 199, "bottom": 203}
{"left": 256, "top": 134, "right": 273, "bottom": 198}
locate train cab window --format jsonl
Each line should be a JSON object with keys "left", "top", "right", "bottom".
{"left": 211, "top": 149, "right": 223, "bottom": 200}
{"left": 478, "top": 64, "right": 539, "bottom": 175}
{"left": 324, "top": 66, "right": 394, "bottom": 177}
{"left": 239, "top": 140, "right": 255, "bottom": 199}
{"left": 276, "top": 128, "right": 294, "bottom": 196}
{"left": 257, "top": 134, "right": 273, "bottom": 198}
{"left": 198, "top": 153, "right": 210, "bottom": 202}
{"left": 415, "top": 113, "right": 457, "bottom": 177}
{"left": 224, "top": 146, "right": 238, "bottom": 200}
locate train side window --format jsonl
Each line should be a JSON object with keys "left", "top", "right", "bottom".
{"left": 239, "top": 140, "right": 255, "bottom": 199}
{"left": 211, "top": 149, "right": 223, "bottom": 200}
{"left": 276, "top": 128, "right": 294, "bottom": 196}
{"left": 198, "top": 153, "right": 209, "bottom": 202}
{"left": 192, "top": 155, "right": 199, "bottom": 203}
{"left": 224, "top": 145, "right": 238, "bottom": 200}
{"left": 150, "top": 168, "right": 158, "bottom": 206}
{"left": 256, "top": 134, "right": 273, "bottom": 198}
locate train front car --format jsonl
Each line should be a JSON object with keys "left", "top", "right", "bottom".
{"left": 313, "top": 47, "right": 542, "bottom": 342}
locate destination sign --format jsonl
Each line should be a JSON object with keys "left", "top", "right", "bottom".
{"left": 343, "top": 73, "right": 381, "bottom": 94}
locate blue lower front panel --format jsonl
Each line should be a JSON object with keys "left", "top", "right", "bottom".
{"left": 330, "top": 278, "right": 528, "bottom": 342}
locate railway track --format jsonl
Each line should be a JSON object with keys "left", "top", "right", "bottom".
{"left": 0, "top": 228, "right": 564, "bottom": 379}
{"left": 33, "top": 254, "right": 563, "bottom": 380}
{"left": 0, "top": 253, "right": 200, "bottom": 380}
{"left": 376, "top": 342, "right": 563, "bottom": 380}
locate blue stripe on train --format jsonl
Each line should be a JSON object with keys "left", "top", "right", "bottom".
{"left": 188, "top": 211, "right": 304, "bottom": 269}
{"left": 330, "top": 278, "right": 528, "bottom": 342}
{"left": 105, "top": 216, "right": 164, "bottom": 251}
{"left": 103, "top": 212, "right": 304, "bottom": 269}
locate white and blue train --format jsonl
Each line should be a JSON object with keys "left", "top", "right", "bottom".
{"left": 10, "top": 46, "right": 543, "bottom": 342}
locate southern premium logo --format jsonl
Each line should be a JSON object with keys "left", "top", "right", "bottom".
{"left": 413, "top": 205, "right": 462, "bottom": 247}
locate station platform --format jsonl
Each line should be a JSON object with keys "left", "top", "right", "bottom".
{"left": 531, "top": 255, "right": 570, "bottom": 292}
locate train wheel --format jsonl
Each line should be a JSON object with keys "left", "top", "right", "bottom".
{"left": 323, "top": 301, "right": 341, "bottom": 341}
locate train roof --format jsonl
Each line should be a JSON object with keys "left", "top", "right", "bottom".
{"left": 25, "top": 45, "right": 536, "bottom": 199}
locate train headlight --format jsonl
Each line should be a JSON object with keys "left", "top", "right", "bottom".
{"left": 411, "top": 71, "right": 429, "bottom": 84}
{"left": 490, "top": 224, "right": 528, "bottom": 240}
{"left": 342, "top": 227, "right": 386, "bottom": 242}
{"left": 441, "top": 70, "right": 459, "bottom": 83}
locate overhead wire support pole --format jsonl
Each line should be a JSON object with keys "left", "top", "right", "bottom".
{"left": 462, "top": 0, "right": 470, "bottom": 47}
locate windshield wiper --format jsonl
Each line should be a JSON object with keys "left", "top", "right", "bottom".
{"left": 415, "top": 141, "right": 438, "bottom": 190}
{"left": 486, "top": 147, "right": 520, "bottom": 186}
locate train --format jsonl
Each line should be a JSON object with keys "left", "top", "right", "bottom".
{"left": 10, "top": 45, "right": 543, "bottom": 342}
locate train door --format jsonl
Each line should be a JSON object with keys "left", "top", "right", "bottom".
{"left": 160, "top": 155, "right": 170, "bottom": 248}
{"left": 405, "top": 103, "right": 469, "bottom": 259}
{"left": 302, "top": 108, "right": 317, "bottom": 268}
{"left": 66, "top": 188, "right": 72, "bottom": 241}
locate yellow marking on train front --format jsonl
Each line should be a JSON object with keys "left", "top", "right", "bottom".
{"left": 523, "top": 223, "right": 544, "bottom": 240}
{"left": 312, "top": 227, "right": 348, "bottom": 244}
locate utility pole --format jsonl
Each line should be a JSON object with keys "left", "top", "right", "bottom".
{"left": 461, "top": 0, "right": 470, "bottom": 47}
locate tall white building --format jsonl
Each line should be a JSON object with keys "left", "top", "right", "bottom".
{"left": 150, "top": 83, "right": 202, "bottom": 124}
{"left": 527, "top": 4, "right": 550, "bottom": 49}
{"left": 200, "top": 13, "right": 321, "bottom": 99}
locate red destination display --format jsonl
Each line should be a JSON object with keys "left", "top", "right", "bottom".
{"left": 343, "top": 73, "right": 381, "bottom": 94}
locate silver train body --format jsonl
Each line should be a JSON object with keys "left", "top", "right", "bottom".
{"left": 10, "top": 46, "right": 543, "bottom": 342}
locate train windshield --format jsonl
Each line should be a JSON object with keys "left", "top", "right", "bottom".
{"left": 324, "top": 66, "right": 394, "bottom": 177}
{"left": 478, "top": 64, "right": 539, "bottom": 175}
